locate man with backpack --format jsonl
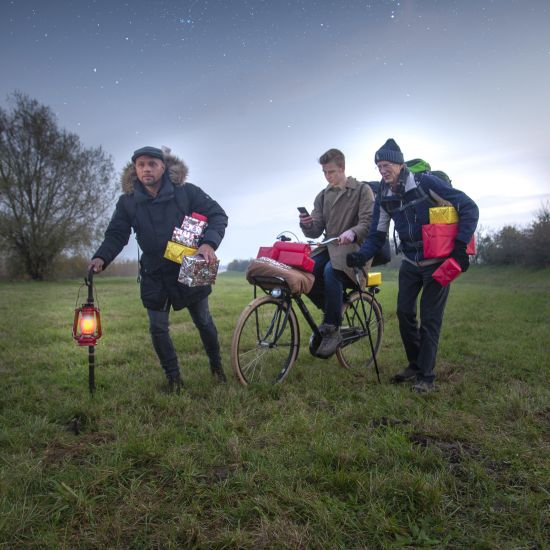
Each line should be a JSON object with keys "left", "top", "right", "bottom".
{"left": 299, "top": 148, "right": 374, "bottom": 358}
{"left": 89, "top": 146, "right": 228, "bottom": 392}
{"left": 347, "top": 139, "right": 479, "bottom": 393}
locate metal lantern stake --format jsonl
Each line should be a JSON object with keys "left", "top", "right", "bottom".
{"left": 72, "top": 268, "right": 102, "bottom": 396}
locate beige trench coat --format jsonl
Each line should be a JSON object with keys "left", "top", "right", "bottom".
{"left": 301, "top": 177, "right": 374, "bottom": 285}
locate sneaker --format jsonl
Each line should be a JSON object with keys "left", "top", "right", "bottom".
{"left": 411, "top": 381, "right": 435, "bottom": 394}
{"left": 316, "top": 324, "right": 343, "bottom": 358}
{"left": 391, "top": 366, "right": 419, "bottom": 384}
{"left": 211, "top": 364, "right": 227, "bottom": 384}
{"left": 167, "top": 374, "right": 183, "bottom": 394}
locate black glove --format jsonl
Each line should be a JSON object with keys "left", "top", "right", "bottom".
{"left": 450, "top": 241, "right": 470, "bottom": 272}
{"left": 346, "top": 252, "right": 368, "bottom": 268}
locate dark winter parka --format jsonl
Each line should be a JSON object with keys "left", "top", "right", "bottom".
{"left": 358, "top": 168, "right": 478, "bottom": 265}
{"left": 93, "top": 154, "right": 228, "bottom": 311}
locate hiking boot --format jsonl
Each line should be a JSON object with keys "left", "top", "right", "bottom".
{"left": 316, "top": 324, "right": 343, "bottom": 359}
{"left": 411, "top": 380, "right": 435, "bottom": 394}
{"left": 167, "top": 373, "right": 183, "bottom": 394}
{"left": 391, "top": 366, "right": 419, "bottom": 384}
{"left": 210, "top": 364, "right": 227, "bottom": 384}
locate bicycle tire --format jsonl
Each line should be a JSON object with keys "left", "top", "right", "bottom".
{"left": 231, "top": 295, "right": 300, "bottom": 386}
{"left": 336, "top": 291, "right": 383, "bottom": 371}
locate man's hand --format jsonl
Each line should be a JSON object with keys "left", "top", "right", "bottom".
{"left": 89, "top": 258, "right": 105, "bottom": 273}
{"left": 197, "top": 243, "right": 217, "bottom": 264}
{"left": 346, "top": 252, "right": 368, "bottom": 268}
{"left": 299, "top": 213, "right": 313, "bottom": 227}
{"left": 450, "top": 241, "right": 470, "bottom": 272}
{"left": 338, "top": 229, "right": 356, "bottom": 245}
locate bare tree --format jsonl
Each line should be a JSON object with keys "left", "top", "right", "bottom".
{"left": 0, "top": 92, "right": 115, "bottom": 279}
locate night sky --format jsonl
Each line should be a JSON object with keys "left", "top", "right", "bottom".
{"left": 2, "top": 0, "right": 549, "bottom": 264}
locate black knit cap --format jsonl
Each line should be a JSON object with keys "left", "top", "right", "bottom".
{"left": 374, "top": 138, "right": 404, "bottom": 164}
{"left": 131, "top": 146, "right": 165, "bottom": 163}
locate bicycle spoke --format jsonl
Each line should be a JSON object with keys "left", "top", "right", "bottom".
{"left": 337, "top": 292, "right": 383, "bottom": 374}
{"left": 232, "top": 297, "right": 299, "bottom": 385}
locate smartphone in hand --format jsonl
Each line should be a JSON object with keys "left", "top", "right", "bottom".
{"left": 297, "top": 207, "right": 309, "bottom": 216}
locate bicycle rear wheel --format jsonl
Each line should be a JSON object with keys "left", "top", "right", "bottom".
{"left": 231, "top": 295, "right": 300, "bottom": 386}
{"left": 336, "top": 291, "right": 383, "bottom": 371}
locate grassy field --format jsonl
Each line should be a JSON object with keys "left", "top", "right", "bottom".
{"left": 1, "top": 266, "right": 549, "bottom": 549}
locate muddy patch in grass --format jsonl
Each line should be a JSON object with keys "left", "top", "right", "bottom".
{"left": 370, "top": 417, "right": 411, "bottom": 429}
{"left": 436, "top": 361, "right": 465, "bottom": 384}
{"left": 409, "top": 433, "right": 480, "bottom": 464}
{"left": 43, "top": 431, "right": 116, "bottom": 465}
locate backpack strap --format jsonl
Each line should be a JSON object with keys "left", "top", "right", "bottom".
{"left": 380, "top": 176, "right": 435, "bottom": 255}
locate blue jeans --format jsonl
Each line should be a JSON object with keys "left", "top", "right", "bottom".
{"left": 307, "top": 250, "right": 354, "bottom": 326}
{"left": 396, "top": 260, "right": 450, "bottom": 383}
{"left": 147, "top": 297, "right": 221, "bottom": 379}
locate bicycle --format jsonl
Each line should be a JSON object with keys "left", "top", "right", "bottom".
{"left": 230, "top": 237, "right": 384, "bottom": 386}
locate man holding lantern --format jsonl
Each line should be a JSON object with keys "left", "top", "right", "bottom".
{"left": 89, "top": 146, "right": 228, "bottom": 393}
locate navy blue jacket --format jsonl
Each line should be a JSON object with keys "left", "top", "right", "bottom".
{"left": 93, "top": 154, "right": 228, "bottom": 310}
{"left": 358, "top": 169, "right": 479, "bottom": 265}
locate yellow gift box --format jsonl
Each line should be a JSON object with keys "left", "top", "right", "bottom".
{"left": 429, "top": 206, "right": 458, "bottom": 224}
{"left": 163, "top": 241, "right": 197, "bottom": 264}
{"left": 367, "top": 272, "right": 382, "bottom": 286}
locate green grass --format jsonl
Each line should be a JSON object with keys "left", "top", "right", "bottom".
{"left": 1, "top": 266, "right": 549, "bottom": 548}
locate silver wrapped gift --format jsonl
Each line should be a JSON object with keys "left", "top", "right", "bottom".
{"left": 176, "top": 214, "right": 208, "bottom": 248}
{"left": 178, "top": 255, "right": 219, "bottom": 287}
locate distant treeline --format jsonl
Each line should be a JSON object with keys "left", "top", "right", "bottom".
{"left": 0, "top": 256, "right": 139, "bottom": 281}
{"left": 226, "top": 259, "right": 252, "bottom": 272}
{"left": 476, "top": 203, "right": 550, "bottom": 268}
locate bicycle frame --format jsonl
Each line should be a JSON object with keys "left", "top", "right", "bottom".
{"left": 251, "top": 275, "right": 381, "bottom": 382}
{"left": 252, "top": 280, "right": 322, "bottom": 341}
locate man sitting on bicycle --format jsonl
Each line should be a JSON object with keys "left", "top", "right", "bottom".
{"left": 299, "top": 148, "right": 374, "bottom": 358}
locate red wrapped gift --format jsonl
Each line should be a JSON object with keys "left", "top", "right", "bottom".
{"left": 432, "top": 258, "right": 462, "bottom": 286}
{"left": 257, "top": 246, "right": 276, "bottom": 259}
{"left": 273, "top": 241, "right": 312, "bottom": 255}
{"left": 277, "top": 250, "right": 315, "bottom": 273}
{"left": 272, "top": 241, "right": 313, "bottom": 272}
{"left": 257, "top": 241, "right": 313, "bottom": 264}
{"left": 422, "top": 224, "right": 476, "bottom": 259}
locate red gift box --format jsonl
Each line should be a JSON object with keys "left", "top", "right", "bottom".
{"left": 256, "top": 242, "right": 314, "bottom": 271}
{"left": 257, "top": 246, "right": 276, "bottom": 259}
{"left": 273, "top": 241, "right": 312, "bottom": 255}
{"left": 432, "top": 258, "right": 462, "bottom": 286}
{"left": 422, "top": 224, "right": 476, "bottom": 259}
{"left": 277, "top": 251, "right": 315, "bottom": 273}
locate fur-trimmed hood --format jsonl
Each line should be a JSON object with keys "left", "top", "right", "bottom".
{"left": 121, "top": 149, "right": 189, "bottom": 194}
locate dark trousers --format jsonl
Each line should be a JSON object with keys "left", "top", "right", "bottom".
{"left": 396, "top": 260, "right": 450, "bottom": 383}
{"left": 147, "top": 297, "right": 221, "bottom": 379}
{"left": 307, "top": 250, "right": 354, "bottom": 326}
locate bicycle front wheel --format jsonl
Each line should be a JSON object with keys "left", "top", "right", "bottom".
{"left": 231, "top": 295, "right": 300, "bottom": 386}
{"left": 336, "top": 291, "right": 383, "bottom": 371}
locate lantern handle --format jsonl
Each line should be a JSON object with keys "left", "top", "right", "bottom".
{"left": 86, "top": 268, "right": 95, "bottom": 303}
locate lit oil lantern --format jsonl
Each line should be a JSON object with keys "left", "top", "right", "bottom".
{"left": 73, "top": 304, "right": 102, "bottom": 346}
{"left": 72, "top": 269, "right": 102, "bottom": 395}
